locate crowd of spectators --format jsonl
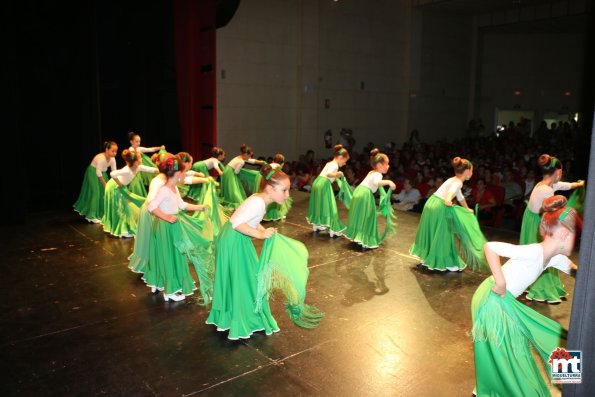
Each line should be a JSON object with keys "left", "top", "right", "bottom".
{"left": 257, "top": 118, "right": 588, "bottom": 231}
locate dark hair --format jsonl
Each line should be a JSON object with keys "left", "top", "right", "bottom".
{"left": 452, "top": 157, "right": 472, "bottom": 174}
{"left": 176, "top": 152, "right": 193, "bottom": 165}
{"left": 121, "top": 149, "right": 139, "bottom": 167}
{"left": 240, "top": 144, "right": 253, "bottom": 155}
{"left": 128, "top": 131, "right": 139, "bottom": 141}
{"left": 259, "top": 164, "right": 289, "bottom": 192}
{"left": 333, "top": 144, "right": 349, "bottom": 159}
{"left": 540, "top": 195, "right": 581, "bottom": 236}
{"left": 369, "top": 148, "right": 388, "bottom": 168}
{"left": 104, "top": 141, "right": 117, "bottom": 150}
{"left": 158, "top": 155, "right": 182, "bottom": 178}
{"left": 273, "top": 153, "right": 285, "bottom": 165}
{"left": 212, "top": 147, "right": 224, "bottom": 157}
{"left": 538, "top": 154, "right": 563, "bottom": 176}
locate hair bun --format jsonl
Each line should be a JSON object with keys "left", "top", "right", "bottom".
{"left": 542, "top": 195, "right": 567, "bottom": 212}
{"left": 370, "top": 148, "right": 380, "bottom": 157}
{"left": 260, "top": 164, "right": 274, "bottom": 177}
{"left": 452, "top": 157, "right": 461, "bottom": 167}
{"left": 334, "top": 144, "right": 344, "bottom": 151}
{"left": 538, "top": 154, "right": 551, "bottom": 167}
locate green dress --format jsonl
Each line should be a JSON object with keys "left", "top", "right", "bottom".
{"left": 472, "top": 277, "right": 567, "bottom": 396}
{"left": 101, "top": 179, "right": 145, "bottom": 237}
{"left": 73, "top": 165, "right": 108, "bottom": 223}
{"left": 220, "top": 165, "right": 247, "bottom": 209}
{"left": 410, "top": 194, "right": 488, "bottom": 272}
{"left": 306, "top": 176, "right": 346, "bottom": 234}
{"left": 344, "top": 185, "right": 381, "bottom": 248}
{"left": 128, "top": 201, "right": 153, "bottom": 273}
{"left": 206, "top": 222, "right": 280, "bottom": 339}
{"left": 263, "top": 196, "right": 293, "bottom": 221}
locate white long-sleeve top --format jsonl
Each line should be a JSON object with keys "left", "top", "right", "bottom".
{"left": 129, "top": 146, "right": 159, "bottom": 154}
{"left": 270, "top": 163, "right": 281, "bottom": 170}
{"left": 203, "top": 157, "right": 222, "bottom": 170}
{"left": 486, "top": 242, "right": 571, "bottom": 297}
{"left": 110, "top": 165, "right": 156, "bottom": 186}
{"left": 230, "top": 195, "right": 266, "bottom": 229}
{"left": 146, "top": 174, "right": 197, "bottom": 203}
{"left": 227, "top": 156, "right": 258, "bottom": 174}
{"left": 527, "top": 182, "right": 572, "bottom": 214}
{"left": 359, "top": 171, "right": 383, "bottom": 193}
{"left": 91, "top": 153, "right": 117, "bottom": 177}
{"left": 147, "top": 186, "right": 187, "bottom": 215}
{"left": 434, "top": 176, "right": 464, "bottom": 202}
{"left": 320, "top": 161, "right": 339, "bottom": 182}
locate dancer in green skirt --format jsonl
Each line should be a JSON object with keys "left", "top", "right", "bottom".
{"left": 307, "top": 144, "right": 350, "bottom": 237}
{"left": 344, "top": 149, "right": 396, "bottom": 249}
{"left": 411, "top": 157, "right": 488, "bottom": 272}
{"left": 263, "top": 153, "right": 293, "bottom": 221}
{"left": 73, "top": 141, "right": 118, "bottom": 223}
{"left": 187, "top": 147, "right": 225, "bottom": 201}
{"left": 142, "top": 156, "right": 208, "bottom": 302}
{"left": 521, "top": 154, "right": 584, "bottom": 303}
{"left": 208, "top": 165, "right": 322, "bottom": 339}
{"left": 472, "top": 195, "right": 580, "bottom": 396}
{"left": 127, "top": 131, "right": 164, "bottom": 196}
{"left": 129, "top": 152, "right": 212, "bottom": 275}
{"left": 220, "top": 144, "right": 265, "bottom": 209}
{"left": 176, "top": 152, "right": 211, "bottom": 198}
{"left": 101, "top": 149, "right": 158, "bottom": 238}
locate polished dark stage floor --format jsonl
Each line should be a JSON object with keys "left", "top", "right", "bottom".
{"left": 1, "top": 192, "right": 576, "bottom": 396}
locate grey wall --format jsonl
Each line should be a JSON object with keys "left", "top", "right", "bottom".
{"left": 216, "top": 0, "right": 411, "bottom": 159}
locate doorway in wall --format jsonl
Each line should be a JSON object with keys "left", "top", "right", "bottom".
{"left": 495, "top": 109, "right": 535, "bottom": 137}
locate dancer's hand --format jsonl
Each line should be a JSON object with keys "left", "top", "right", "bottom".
{"left": 389, "top": 182, "right": 396, "bottom": 190}
{"left": 261, "top": 227, "right": 277, "bottom": 239}
{"left": 444, "top": 200, "right": 453, "bottom": 206}
{"left": 467, "top": 207, "right": 474, "bottom": 213}
{"left": 167, "top": 215, "right": 178, "bottom": 224}
{"left": 337, "top": 171, "right": 343, "bottom": 178}
{"left": 195, "top": 205, "right": 207, "bottom": 211}
{"left": 492, "top": 282, "right": 506, "bottom": 298}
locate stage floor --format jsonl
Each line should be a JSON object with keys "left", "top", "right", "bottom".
{"left": 1, "top": 191, "right": 575, "bottom": 396}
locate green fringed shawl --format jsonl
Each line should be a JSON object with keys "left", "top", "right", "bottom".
{"left": 239, "top": 168, "right": 262, "bottom": 195}
{"left": 377, "top": 186, "right": 396, "bottom": 241}
{"left": 255, "top": 233, "right": 324, "bottom": 329}
{"left": 336, "top": 175, "right": 354, "bottom": 209}
{"left": 567, "top": 185, "right": 585, "bottom": 216}
{"left": 449, "top": 205, "right": 489, "bottom": 273}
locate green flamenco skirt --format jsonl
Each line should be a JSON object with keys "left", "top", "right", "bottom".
{"left": 306, "top": 176, "right": 346, "bottom": 233}
{"left": 139, "top": 153, "right": 158, "bottom": 185}
{"left": 142, "top": 216, "right": 197, "bottom": 296}
{"left": 344, "top": 186, "right": 381, "bottom": 248}
{"left": 128, "top": 202, "right": 153, "bottom": 273}
{"left": 128, "top": 174, "right": 148, "bottom": 197}
{"left": 410, "top": 195, "right": 488, "bottom": 272}
{"left": 101, "top": 180, "right": 145, "bottom": 237}
{"left": 472, "top": 277, "right": 566, "bottom": 396}
{"left": 186, "top": 161, "right": 210, "bottom": 200}
{"left": 220, "top": 165, "right": 247, "bottom": 209}
{"left": 73, "top": 166, "right": 108, "bottom": 222}
{"left": 206, "top": 222, "right": 279, "bottom": 340}
{"left": 239, "top": 168, "right": 262, "bottom": 195}
{"left": 520, "top": 208, "right": 567, "bottom": 302}
{"left": 263, "top": 196, "right": 293, "bottom": 221}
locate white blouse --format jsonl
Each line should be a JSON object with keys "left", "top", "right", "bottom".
{"left": 227, "top": 156, "right": 258, "bottom": 174}
{"left": 147, "top": 186, "right": 187, "bottom": 215}
{"left": 270, "top": 163, "right": 281, "bottom": 170}
{"left": 110, "top": 165, "right": 156, "bottom": 186}
{"left": 486, "top": 242, "right": 571, "bottom": 298}
{"left": 434, "top": 177, "right": 464, "bottom": 202}
{"left": 129, "top": 146, "right": 159, "bottom": 154}
{"left": 360, "top": 171, "right": 383, "bottom": 193}
{"left": 320, "top": 161, "right": 339, "bottom": 182}
{"left": 230, "top": 195, "right": 266, "bottom": 229}
{"left": 203, "top": 157, "right": 222, "bottom": 170}
{"left": 527, "top": 182, "right": 572, "bottom": 214}
{"left": 91, "top": 153, "right": 117, "bottom": 177}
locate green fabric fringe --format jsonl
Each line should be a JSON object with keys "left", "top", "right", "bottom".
{"left": 255, "top": 233, "right": 324, "bottom": 328}
{"left": 377, "top": 186, "right": 396, "bottom": 242}
{"left": 336, "top": 175, "right": 354, "bottom": 209}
